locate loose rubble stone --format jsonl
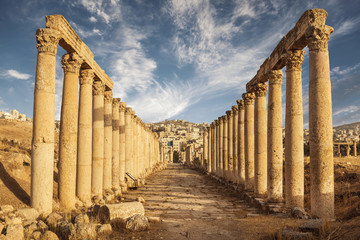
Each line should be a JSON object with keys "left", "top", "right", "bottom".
{"left": 15, "top": 208, "right": 40, "bottom": 221}
{"left": 0, "top": 206, "right": 13, "bottom": 214}
{"left": 37, "top": 220, "right": 48, "bottom": 233}
{"left": 291, "top": 207, "right": 309, "bottom": 219}
{"left": 299, "top": 219, "right": 323, "bottom": 236}
{"left": 73, "top": 214, "right": 89, "bottom": 224}
{"left": 74, "top": 223, "right": 97, "bottom": 239}
{"left": 45, "top": 213, "right": 63, "bottom": 231}
{"left": 58, "top": 221, "right": 76, "bottom": 240}
{"left": 40, "top": 230, "right": 59, "bottom": 240}
{"left": 282, "top": 229, "right": 313, "bottom": 240}
{"left": 147, "top": 216, "right": 161, "bottom": 223}
{"left": 125, "top": 214, "right": 149, "bottom": 232}
{"left": 24, "top": 222, "right": 38, "bottom": 239}
{"left": 32, "top": 231, "right": 42, "bottom": 240}
{"left": 99, "top": 202, "right": 145, "bottom": 223}
{"left": 0, "top": 222, "right": 4, "bottom": 234}
{"left": 97, "top": 224, "right": 112, "bottom": 236}
{"left": 136, "top": 197, "right": 145, "bottom": 203}
{"left": 6, "top": 224, "right": 24, "bottom": 240}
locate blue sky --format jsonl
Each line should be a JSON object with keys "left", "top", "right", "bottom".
{"left": 0, "top": 0, "right": 359, "bottom": 127}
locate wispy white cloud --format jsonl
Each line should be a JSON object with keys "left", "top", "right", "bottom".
{"left": 332, "top": 17, "right": 360, "bottom": 38}
{"left": 331, "top": 63, "right": 360, "bottom": 76}
{"left": 333, "top": 105, "right": 360, "bottom": 116}
{"left": 78, "top": 0, "right": 122, "bottom": 24}
{"left": 5, "top": 69, "right": 31, "bottom": 80}
{"left": 69, "top": 21, "right": 102, "bottom": 38}
{"left": 89, "top": 16, "right": 97, "bottom": 22}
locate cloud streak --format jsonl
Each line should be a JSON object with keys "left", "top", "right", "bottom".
{"left": 5, "top": 69, "right": 31, "bottom": 80}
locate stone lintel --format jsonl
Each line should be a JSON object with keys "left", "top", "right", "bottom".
{"left": 45, "top": 15, "right": 113, "bottom": 90}
{"left": 246, "top": 9, "right": 328, "bottom": 92}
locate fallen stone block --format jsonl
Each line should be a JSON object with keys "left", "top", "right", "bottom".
{"left": 282, "top": 229, "right": 313, "bottom": 240}
{"left": 98, "top": 202, "right": 145, "bottom": 223}
{"left": 6, "top": 224, "right": 24, "bottom": 240}
{"left": 45, "top": 213, "right": 63, "bottom": 232}
{"left": 299, "top": 219, "right": 323, "bottom": 236}
{"left": 0, "top": 205, "right": 13, "bottom": 214}
{"left": 40, "top": 230, "right": 59, "bottom": 240}
{"left": 74, "top": 223, "right": 97, "bottom": 239}
{"left": 15, "top": 208, "right": 39, "bottom": 222}
{"left": 125, "top": 214, "right": 149, "bottom": 232}
{"left": 96, "top": 224, "right": 112, "bottom": 236}
{"left": 147, "top": 216, "right": 161, "bottom": 223}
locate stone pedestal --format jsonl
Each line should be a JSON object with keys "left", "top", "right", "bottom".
{"left": 232, "top": 106, "right": 239, "bottom": 183}
{"left": 92, "top": 81, "right": 105, "bottom": 197}
{"left": 237, "top": 100, "right": 245, "bottom": 184}
{"left": 243, "top": 92, "right": 255, "bottom": 190}
{"left": 31, "top": 28, "right": 60, "bottom": 214}
{"left": 285, "top": 50, "right": 305, "bottom": 209}
{"left": 119, "top": 102, "right": 127, "bottom": 190}
{"left": 307, "top": 26, "right": 334, "bottom": 219}
{"left": 77, "top": 69, "right": 94, "bottom": 204}
{"left": 103, "top": 91, "right": 113, "bottom": 191}
{"left": 254, "top": 83, "right": 268, "bottom": 196}
{"left": 267, "top": 70, "right": 283, "bottom": 202}
{"left": 58, "top": 52, "right": 82, "bottom": 210}
{"left": 226, "top": 110, "right": 233, "bottom": 181}
{"left": 112, "top": 98, "right": 120, "bottom": 190}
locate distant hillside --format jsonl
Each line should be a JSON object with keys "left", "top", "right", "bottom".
{"left": 334, "top": 121, "right": 360, "bottom": 130}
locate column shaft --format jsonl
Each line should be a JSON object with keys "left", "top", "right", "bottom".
{"left": 226, "top": 111, "right": 233, "bottom": 181}
{"left": 112, "top": 98, "right": 120, "bottom": 190}
{"left": 77, "top": 69, "right": 94, "bottom": 204}
{"left": 307, "top": 26, "right": 334, "bottom": 218}
{"left": 103, "top": 91, "right": 113, "bottom": 191}
{"left": 237, "top": 100, "right": 245, "bottom": 184}
{"left": 243, "top": 93, "right": 255, "bottom": 190}
{"left": 31, "top": 28, "right": 60, "bottom": 214}
{"left": 232, "top": 106, "right": 239, "bottom": 183}
{"left": 119, "top": 102, "right": 127, "bottom": 191}
{"left": 125, "top": 108, "right": 133, "bottom": 178}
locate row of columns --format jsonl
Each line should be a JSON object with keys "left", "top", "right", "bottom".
{"left": 31, "top": 28, "right": 164, "bottom": 215}
{"left": 202, "top": 25, "right": 334, "bottom": 219}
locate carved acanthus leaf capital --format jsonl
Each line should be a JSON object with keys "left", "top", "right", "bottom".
{"left": 268, "top": 70, "right": 283, "bottom": 85}
{"left": 61, "top": 52, "right": 82, "bottom": 74}
{"left": 236, "top": 99, "right": 245, "bottom": 110}
{"left": 221, "top": 115, "right": 227, "bottom": 123}
{"left": 306, "top": 25, "right": 333, "bottom": 52}
{"left": 232, "top": 105, "right": 238, "bottom": 113}
{"left": 226, "top": 110, "right": 233, "bottom": 118}
{"left": 254, "top": 83, "right": 268, "bottom": 97}
{"left": 119, "top": 102, "right": 127, "bottom": 112}
{"left": 286, "top": 50, "right": 304, "bottom": 71}
{"left": 36, "top": 28, "right": 61, "bottom": 55}
{"left": 214, "top": 120, "right": 219, "bottom": 126}
{"left": 80, "top": 69, "right": 94, "bottom": 85}
{"left": 242, "top": 92, "right": 255, "bottom": 105}
{"left": 112, "top": 98, "right": 121, "bottom": 106}
{"left": 104, "top": 91, "right": 113, "bottom": 103}
{"left": 93, "top": 81, "right": 104, "bottom": 95}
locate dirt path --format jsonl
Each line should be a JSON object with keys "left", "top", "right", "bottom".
{"left": 113, "top": 164, "right": 304, "bottom": 240}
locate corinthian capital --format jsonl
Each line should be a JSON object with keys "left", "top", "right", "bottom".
{"left": 93, "top": 81, "right": 104, "bottom": 95}
{"left": 119, "top": 102, "right": 127, "bottom": 112}
{"left": 80, "top": 69, "right": 94, "bottom": 85}
{"left": 226, "top": 110, "right": 233, "bottom": 118}
{"left": 36, "top": 28, "right": 61, "bottom": 55}
{"left": 61, "top": 52, "right": 83, "bottom": 74}
{"left": 104, "top": 91, "right": 113, "bottom": 103}
{"left": 242, "top": 92, "right": 255, "bottom": 105}
{"left": 306, "top": 25, "right": 333, "bottom": 52}
{"left": 214, "top": 119, "right": 219, "bottom": 126}
{"left": 286, "top": 50, "right": 304, "bottom": 71}
{"left": 254, "top": 83, "right": 268, "bottom": 97}
{"left": 232, "top": 105, "right": 238, "bottom": 113}
{"left": 268, "top": 70, "right": 283, "bottom": 85}
{"left": 125, "top": 107, "right": 132, "bottom": 115}
{"left": 112, "top": 98, "right": 121, "bottom": 106}
{"left": 236, "top": 99, "right": 245, "bottom": 110}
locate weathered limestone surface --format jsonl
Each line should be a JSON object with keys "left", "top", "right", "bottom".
{"left": 103, "top": 91, "right": 113, "bottom": 191}
{"left": 232, "top": 106, "right": 238, "bottom": 183}
{"left": 226, "top": 110, "right": 233, "bottom": 181}
{"left": 119, "top": 102, "right": 127, "bottom": 190}
{"left": 58, "top": 52, "right": 82, "bottom": 210}
{"left": 218, "top": 117, "right": 224, "bottom": 178}
{"left": 125, "top": 108, "right": 133, "bottom": 177}
{"left": 254, "top": 83, "right": 268, "bottom": 196}
{"left": 203, "top": 130, "right": 208, "bottom": 169}
{"left": 285, "top": 50, "right": 305, "bottom": 209}
{"left": 112, "top": 98, "right": 120, "bottom": 190}
{"left": 99, "top": 202, "right": 145, "bottom": 223}
{"left": 92, "top": 81, "right": 105, "bottom": 197}
{"left": 243, "top": 93, "right": 255, "bottom": 190}
{"left": 31, "top": 28, "right": 60, "bottom": 214}
{"left": 237, "top": 100, "right": 245, "bottom": 184}
{"left": 208, "top": 126, "right": 212, "bottom": 172}
{"left": 214, "top": 120, "right": 219, "bottom": 174}
{"left": 77, "top": 69, "right": 94, "bottom": 204}
{"left": 307, "top": 25, "right": 334, "bottom": 219}
{"left": 267, "top": 70, "right": 283, "bottom": 202}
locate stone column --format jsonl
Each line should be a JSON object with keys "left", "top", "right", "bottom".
{"left": 254, "top": 83, "right": 268, "bottom": 196}
{"left": 213, "top": 121, "right": 218, "bottom": 174}
{"left": 243, "top": 92, "right": 255, "bottom": 190}
{"left": 307, "top": 25, "right": 334, "bottom": 219}
{"left": 31, "top": 28, "right": 60, "bottom": 214}
{"left": 218, "top": 117, "right": 224, "bottom": 177}
{"left": 226, "top": 111, "right": 233, "bottom": 181}
{"left": 125, "top": 107, "right": 133, "bottom": 177}
{"left": 237, "top": 100, "right": 245, "bottom": 184}
{"left": 354, "top": 141, "right": 357, "bottom": 157}
{"left": 92, "top": 81, "right": 105, "bottom": 197}
{"left": 203, "top": 130, "right": 208, "bottom": 169}
{"left": 285, "top": 49, "right": 305, "bottom": 209}
{"left": 223, "top": 115, "right": 229, "bottom": 180}
{"left": 77, "top": 69, "right": 94, "bottom": 204}
{"left": 58, "top": 52, "right": 82, "bottom": 210}
{"left": 267, "top": 70, "right": 284, "bottom": 202}
{"left": 103, "top": 91, "right": 113, "bottom": 191}
{"left": 208, "top": 126, "right": 212, "bottom": 172}
{"left": 119, "top": 102, "right": 127, "bottom": 191}
{"left": 232, "top": 106, "right": 239, "bottom": 183}
{"left": 216, "top": 119, "right": 221, "bottom": 176}
{"left": 112, "top": 98, "right": 120, "bottom": 191}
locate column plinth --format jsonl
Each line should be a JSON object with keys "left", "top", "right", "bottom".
{"left": 267, "top": 70, "right": 284, "bottom": 202}
{"left": 307, "top": 25, "right": 334, "bottom": 219}
{"left": 243, "top": 92, "right": 255, "bottom": 190}
{"left": 92, "top": 81, "right": 105, "bottom": 197}
{"left": 285, "top": 50, "right": 305, "bottom": 209}
{"left": 254, "top": 83, "right": 268, "bottom": 196}
{"left": 31, "top": 28, "right": 60, "bottom": 214}
{"left": 58, "top": 52, "right": 82, "bottom": 210}
{"left": 77, "top": 69, "right": 94, "bottom": 204}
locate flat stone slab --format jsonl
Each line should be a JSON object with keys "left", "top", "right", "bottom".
{"left": 299, "top": 219, "right": 323, "bottom": 235}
